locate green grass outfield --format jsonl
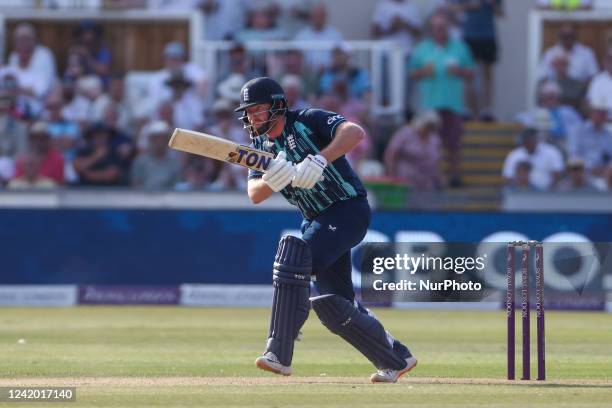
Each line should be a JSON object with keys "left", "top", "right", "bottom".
{"left": 0, "top": 307, "right": 610, "bottom": 407}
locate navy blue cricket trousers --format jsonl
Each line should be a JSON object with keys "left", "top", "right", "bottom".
{"left": 300, "top": 197, "right": 370, "bottom": 302}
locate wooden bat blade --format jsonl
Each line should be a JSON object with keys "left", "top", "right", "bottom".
{"left": 169, "top": 128, "right": 275, "bottom": 172}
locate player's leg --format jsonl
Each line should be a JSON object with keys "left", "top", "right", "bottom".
{"left": 255, "top": 235, "right": 311, "bottom": 376}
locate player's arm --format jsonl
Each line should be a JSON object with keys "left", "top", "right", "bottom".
{"left": 248, "top": 178, "right": 274, "bottom": 204}
{"left": 319, "top": 121, "right": 365, "bottom": 163}
{"left": 248, "top": 151, "right": 295, "bottom": 204}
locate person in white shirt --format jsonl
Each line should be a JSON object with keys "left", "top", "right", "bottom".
{"left": 371, "top": 0, "right": 422, "bottom": 56}
{"left": 7, "top": 23, "right": 57, "bottom": 99}
{"left": 586, "top": 46, "right": 612, "bottom": 120}
{"left": 159, "top": 72, "right": 204, "bottom": 132}
{"left": 502, "top": 128, "right": 564, "bottom": 190}
{"left": 294, "top": 3, "right": 343, "bottom": 72}
{"left": 148, "top": 42, "right": 208, "bottom": 115}
{"left": 538, "top": 23, "right": 598, "bottom": 83}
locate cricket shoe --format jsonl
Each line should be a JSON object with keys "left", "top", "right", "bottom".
{"left": 255, "top": 352, "right": 292, "bottom": 376}
{"left": 370, "top": 356, "right": 418, "bottom": 383}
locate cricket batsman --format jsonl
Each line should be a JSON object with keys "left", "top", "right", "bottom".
{"left": 235, "top": 77, "right": 417, "bottom": 383}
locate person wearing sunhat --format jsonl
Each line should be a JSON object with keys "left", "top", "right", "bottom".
{"left": 162, "top": 70, "right": 204, "bottom": 131}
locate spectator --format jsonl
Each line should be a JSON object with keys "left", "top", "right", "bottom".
{"left": 281, "top": 75, "right": 309, "bottom": 110}
{"left": 7, "top": 152, "right": 56, "bottom": 190}
{"left": 428, "top": 0, "right": 464, "bottom": 40}
{"left": 504, "top": 160, "right": 538, "bottom": 192}
{"left": 557, "top": 159, "right": 599, "bottom": 192}
{"left": 460, "top": 0, "right": 503, "bottom": 121}
{"left": 160, "top": 71, "right": 205, "bottom": 131}
{"left": 62, "top": 49, "right": 90, "bottom": 100}
{"left": 527, "top": 81, "right": 582, "bottom": 149}
{"left": 319, "top": 44, "right": 371, "bottom": 99}
{"left": 217, "top": 44, "right": 256, "bottom": 103}
{"left": 131, "top": 120, "right": 181, "bottom": 190}
{"left": 62, "top": 75, "right": 111, "bottom": 128}
{"left": 502, "top": 128, "right": 564, "bottom": 190}
{"left": 536, "top": 0, "right": 593, "bottom": 10}
{"left": 7, "top": 23, "right": 57, "bottom": 98}
{"left": 409, "top": 12, "right": 474, "bottom": 187}
{"left": 73, "top": 123, "right": 128, "bottom": 186}
{"left": 371, "top": 0, "right": 422, "bottom": 56}
{"left": 149, "top": 42, "right": 208, "bottom": 113}
{"left": 294, "top": 3, "right": 343, "bottom": 72}
{"left": 276, "top": 0, "right": 314, "bottom": 37}
{"left": 538, "top": 23, "right": 598, "bottom": 83}
{"left": 235, "top": 7, "right": 286, "bottom": 42}
{"left": 71, "top": 20, "right": 112, "bottom": 81}
{"left": 200, "top": 0, "right": 247, "bottom": 40}
{"left": 175, "top": 158, "right": 216, "bottom": 191}
{"left": 0, "top": 68, "right": 43, "bottom": 120}
{"left": 43, "top": 94, "right": 80, "bottom": 183}
{"left": 567, "top": 98, "right": 612, "bottom": 178}
{"left": 14, "top": 121, "right": 64, "bottom": 184}
{"left": 281, "top": 49, "right": 318, "bottom": 98}
{"left": 107, "top": 75, "right": 135, "bottom": 134}
{"left": 586, "top": 46, "right": 612, "bottom": 119}
{"left": 0, "top": 73, "right": 29, "bottom": 157}
{"left": 538, "top": 49, "right": 586, "bottom": 113}
{"left": 384, "top": 110, "right": 444, "bottom": 190}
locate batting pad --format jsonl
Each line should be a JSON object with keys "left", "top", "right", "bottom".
{"left": 266, "top": 235, "right": 312, "bottom": 366}
{"left": 311, "top": 294, "right": 407, "bottom": 370}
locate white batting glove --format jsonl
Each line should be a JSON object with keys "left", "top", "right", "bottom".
{"left": 262, "top": 151, "right": 295, "bottom": 192}
{"left": 292, "top": 154, "right": 327, "bottom": 189}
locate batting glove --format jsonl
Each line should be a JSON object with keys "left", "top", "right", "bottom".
{"left": 262, "top": 151, "right": 296, "bottom": 192}
{"left": 292, "top": 154, "right": 327, "bottom": 189}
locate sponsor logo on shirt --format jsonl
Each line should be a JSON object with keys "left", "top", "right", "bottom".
{"left": 327, "top": 115, "right": 344, "bottom": 125}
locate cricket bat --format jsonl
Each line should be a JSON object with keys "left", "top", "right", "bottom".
{"left": 168, "top": 128, "right": 275, "bottom": 172}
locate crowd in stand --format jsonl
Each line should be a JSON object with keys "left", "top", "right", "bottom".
{"left": 0, "top": 0, "right": 610, "bottom": 194}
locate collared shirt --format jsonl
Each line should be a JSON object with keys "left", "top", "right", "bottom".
{"left": 502, "top": 143, "right": 564, "bottom": 190}
{"left": 248, "top": 109, "right": 366, "bottom": 220}
{"left": 587, "top": 71, "right": 612, "bottom": 118}
{"left": 538, "top": 43, "right": 599, "bottom": 82}
{"left": 568, "top": 122, "right": 612, "bottom": 170}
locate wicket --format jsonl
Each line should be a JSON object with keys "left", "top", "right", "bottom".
{"left": 506, "top": 241, "right": 545, "bottom": 381}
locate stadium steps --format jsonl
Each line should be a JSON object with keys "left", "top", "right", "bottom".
{"left": 439, "top": 122, "right": 521, "bottom": 211}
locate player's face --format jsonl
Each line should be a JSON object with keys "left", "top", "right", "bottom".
{"left": 246, "top": 103, "right": 271, "bottom": 127}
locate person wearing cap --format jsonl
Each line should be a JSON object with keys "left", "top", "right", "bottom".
{"left": 13, "top": 122, "right": 64, "bottom": 184}
{"left": 567, "top": 98, "right": 612, "bottom": 178}
{"left": 502, "top": 128, "right": 564, "bottom": 190}
{"left": 131, "top": 120, "right": 181, "bottom": 190}
{"left": 319, "top": 44, "right": 371, "bottom": 99}
{"left": 533, "top": 80, "right": 582, "bottom": 148}
{"left": 537, "top": 23, "right": 598, "bottom": 83}
{"left": 383, "top": 110, "right": 444, "bottom": 190}
{"left": 149, "top": 41, "right": 208, "bottom": 115}
{"left": 235, "top": 76, "right": 416, "bottom": 383}
{"left": 7, "top": 23, "right": 57, "bottom": 98}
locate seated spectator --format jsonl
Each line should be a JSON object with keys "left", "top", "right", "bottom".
{"left": 175, "top": 158, "right": 215, "bottom": 191}
{"left": 7, "top": 152, "right": 56, "bottom": 190}
{"left": 62, "top": 75, "right": 111, "bottom": 129}
{"left": 0, "top": 73, "right": 29, "bottom": 157}
{"left": 71, "top": 20, "right": 112, "bottom": 82}
{"left": 538, "top": 49, "right": 586, "bottom": 113}
{"left": 131, "top": 120, "right": 181, "bottom": 190}
{"left": 235, "top": 7, "right": 286, "bottom": 42}
{"left": 294, "top": 3, "right": 343, "bottom": 72}
{"left": 13, "top": 122, "right": 64, "bottom": 184}
{"left": 502, "top": 128, "right": 564, "bottom": 190}
{"left": 383, "top": 110, "right": 444, "bottom": 190}
{"left": 282, "top": 75, "right": 309, "bottom": 110}
{"left": 319, "top": 44, "right": 371, "bottom": 99}
{"left": 200, "top": 0, "right": 247, "bottom": 40}
{"left": 148, "top": 42, "right": 208, "bottom": 113}
{"left": 73, "top": 123, "right": 129, "bottom": 186}
{"left": 107, "top": 75, "right": 135, "bottom": 134}
{"left": 7, "top": 23, "right": 57, "bottom": 98}
{"left": 586, "top": 46, "right": 612, "bottom": 119}
{"left": 207, "top": 99, "right": 247, "bottom": 144}
{"left": 62, "top": 48, "right": 90, "bottom": 97}
{"left": 532, "top": 81, "right": 582, "bottom": 149}
{"left": 567, "top": 98, "right": 612, "bottom": 178}
{"left": 281, "top": 49, "right": 318, "bottom": 98}
{"left": 159, "top": 71, "right": 205, "bottom": 131}
{"left": 276, "top": 0, "right": 313, "bottom": 37}
{"left": 409, "top": 12, "right": 474, "bottom": 187}
{"left": 372, "top": 0, "right": 422, "bottom": 57}
{"left": 536, "top": 0, "right": 592, "bottom": 10}
{"left": 557, "top": 159, "right": 600, "bottom": 192}
{"left": 0, "top": 68, "right": 43, "bottom": 120}
{"left": 217, "top": 44, "right": 255, "bottom": 103}
{"left": 504, "top": 160, "right": 538, "bottom": 192}
{"left": 43, "top": 94, "right": 80, "bottom": 183}
{"left": 538, "top": 23, "right": 598, "bottom": 83}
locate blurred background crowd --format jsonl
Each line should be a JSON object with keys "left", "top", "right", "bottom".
{"left": 0, "top": 0, "right": 611, "bottom": 199}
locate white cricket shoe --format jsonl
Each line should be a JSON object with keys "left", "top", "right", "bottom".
{"left": 255, "top": 352, "right": 292, "bottom": 376}
{"left": 370, "top": 356, "right": 418, "bottom": 383}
